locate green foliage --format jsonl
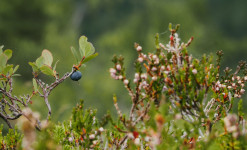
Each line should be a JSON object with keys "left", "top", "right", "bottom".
{"left": 0, "top": 47, "right": 19, "bottom": 82}
{"left": 0, "top": 125, "right": 22, "bottom": 150}
{"left": 52, "top": 100, "right": 104, "bottom": 149}
{"left": 29, "top": 49, "right": 56, "bottom": 77}
{"left": 71, "top": 36, "right": 98, "bottom": 67}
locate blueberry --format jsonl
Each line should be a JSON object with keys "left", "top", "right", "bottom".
{"left": 70, "top": 71, "right": 82, "bottom": 81}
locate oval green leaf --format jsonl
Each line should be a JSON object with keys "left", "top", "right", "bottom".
{"left": 79, "top": 36, "right": 88, "bottom": 57}
{"left": 85, "top": 42, "right": 95, "bottom": 57}
{"left": 0, "top": 54, "right": 8, "bottom": 67}
{"left": 40, "top": 65, "right": 55, "bottom": 76}
{"left": 42, "top": 49, "right": 53, "bottom": 67}
{"left": 3, "top": 65, "right": 13, "bottom": 75}
{"left": 82, "top": 53, "right": 98, "bottom": 64}
{"left": 36, "top": 56, "right": 45, "bottom": 68}
{"left": 4, "top": 49, "right": 12, "bottom": 60}
{"left": 13, "top": 65, "right": 19, "bottom": 74}
{"left": 71, "top": 46, "right": 80, "bottom": 63}
{"left": 29, "top": 62, "right": 39, "bottom": 73}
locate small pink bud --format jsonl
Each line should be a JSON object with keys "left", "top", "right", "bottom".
{"left": 164, "top": 71, "right": 170, "bottom": 74}
{"left": 93, "top": 140, "right": 97, "bottom": 145}
{"left": 135, "top": 73, "right": 140, "bottom": 79}
{"left": 152, "top": 55, "right": 158, "bottom": 60}
{"left": 240, "top": 89, "right": 245, "bottom": 94}
{"left": 167, "top": 65, "right": 171, "bottom": 70}
{"left": 134, "top": 138, "right": 140, "bottom": 145}
{"left": 124, "top": 79, "right": 129, "bottom": 85}
{"left": 237, "top": 76, "right": 240, "bottom": 80}
{"left": 110, "top": 73, "right": 116, "bottom": 78}
{"left": 244, "top": 76, "right": 247, "bottom": 81}
{"left": 151, "top": 67, "right": 157, "bottom": 72}
{"left": 154, "top": 59, "right": 159, "bottom": 65}
{"left": 152, "top": 76, "right": 157, "bottom": 81}
{"left": 136, "top": 46, "right": 142, "bottom": 52}
{"left": 218, "top": 84, "right": 222, "bottom": 88}
{"left": 138, "top": 57, "right": 143, "bottom": 63}
{"left": 118, "top": 75, "right": 123, "bottom": 80}
{"left": 154, "top": 59, "right": 160, "bottom": 65}
{"left": 89, "top": 134, "right": 95, "bottom": 139}
{"left": 116, "top": 64, "right": 121, "bottom": 71}
{"left": 141, "top": 73, "right": 147, "bottom": 79}
{"left": 133, "top": 78, "right": 138, "bottom": 83}
{"left": 228, "top": 86, "right": 232, "bottom": 89}
{"left": 192, "top": 69, "right": 197, "bottom": 74}
{"left": 109, "top": 68, "right": 116, "bottom": 73}
{"left": 68, "top": 137, "right": 73, "bottom": 142}
{"left": 160, "top": 66, "right": 165, "bottom": 71}
{"left": 99, "top": 127, "right": 104, "bottom": 132}
{"left": 215, "top": 87, "right": 219, "bottom": 91}
{"left": 162, "top": 85, "right": 168, "bottom": 91}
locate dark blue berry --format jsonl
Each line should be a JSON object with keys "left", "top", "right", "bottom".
{"left": 70, "top": 71, "right": 82, "bottom": 81}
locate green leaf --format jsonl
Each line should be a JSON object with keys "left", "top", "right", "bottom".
{"left": 3, "top": 65, "right": 13, "bottom": 75}
{"left": 79, "top": 36, "right": 95, "bottom": 57}
{"left": 53, "top": 60, "right": 59, "bottom": 71}
{"left": 13, "top": 65, "right": 19, "bottom": 74}
{"left": 29, "top": 62, "right": 39, "bottom": 72}
{"left": 82, "top": 53, "right": 98, "bottom": 64}
{"left": 33, "top": 78, "right": 38, "bottom": 92}
{"left": 85, "top": 42, "right": 95, "bottom": 57}
{"left": 9, "top": 68, "right": 13, "bottom": 75}
{"left": 79, "top": 36, "right": 87, "bottom": 57}
{"left": 42, "top": 49, "right": 53, "bottom": 67}
{"left": 3, "top": 49, "right": 12, "bottom": 60}
{"left": 12, "top": 74, "right": 21, "bottom": 77}
{"left": 0, "top": 54, "right": 8, "bottom": 67}
{"left": 40, "top": 65, "right": 55, "bottom": 76}
{"left": 71, "top": 46, "right": 80, "bottom": 63}
{"left": 36, "top": 56, "right": 45, "bottom": 68}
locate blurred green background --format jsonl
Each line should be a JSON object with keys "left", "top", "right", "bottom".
{"left": 0, "top": 0, "right": 247, "bottom": 127}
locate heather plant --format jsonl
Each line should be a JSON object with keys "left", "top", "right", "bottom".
{"left": 0, "top": 24, "right": 247, "bottom": 149}
{"left": 104, "top": 23, "right": 247, "bottom": 149}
